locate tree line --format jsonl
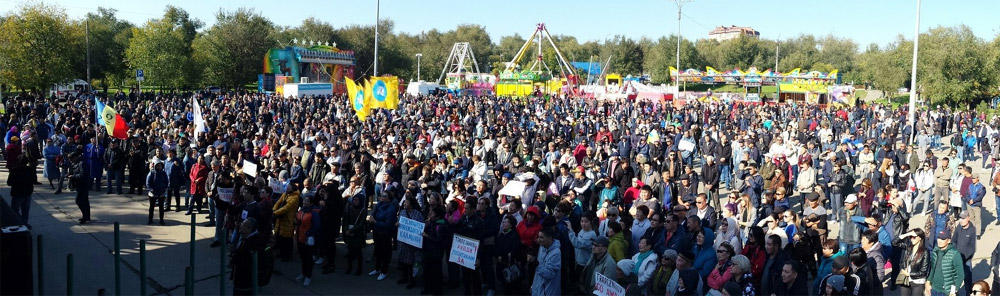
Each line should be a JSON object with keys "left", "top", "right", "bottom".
{"left": 1, "top": 4, "right": 998, "bottom": 106}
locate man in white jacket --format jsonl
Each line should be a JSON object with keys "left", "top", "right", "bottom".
{"left": 913, "top": 162, "right": 935, "bottom": 215}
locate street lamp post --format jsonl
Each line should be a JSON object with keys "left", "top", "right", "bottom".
{"left": 674, "top": 0, "right": 692, "bottom": 100}
{"left": 907, "top": 0, "right": 921, "bottom": 143}
{"left": 416, "top": 53, "right": 423, "bottom": 81}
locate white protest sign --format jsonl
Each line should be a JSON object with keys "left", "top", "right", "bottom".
{"left": 593, "top": 272, "right": 625, "bottom": 296}
{"left": 678, "top": 139, "right": 696, "bottom": 152}
{"left": 397, "top": 216, "right": 424, "bottom": 248}
{"left": 498, "top": 180, "right": 527, "bottom": 197}
{"left": 217, "top": 187, "right": 234, "bottom": 203}
{"left": 242, "top": 160, "right": 258, "bottom": 177}
{"left": 448, "top": 234, "right": 480, "bottom": 270}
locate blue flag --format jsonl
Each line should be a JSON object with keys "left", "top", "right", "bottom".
{"left": 95, "top": 98, "right": 107, "bottom": 126}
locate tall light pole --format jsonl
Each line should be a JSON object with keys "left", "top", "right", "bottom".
{"left": 374, "top": 0, "right": 380, "bottom": 77}
{"left": 907, "top": 0, "right": 921, "bottom": 143}
{"left": 674, "top": 0, "right": 692, "bottom": 100}
{"left": 415, "top": 53, "right": 423, "bottom": 81}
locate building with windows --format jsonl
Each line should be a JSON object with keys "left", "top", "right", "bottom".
{"left": 708, "top": 26, "right": 760, "bottom": 41}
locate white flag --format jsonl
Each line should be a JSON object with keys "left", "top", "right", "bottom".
{"left": 192, "top": 96, "right": 207, "bottom": 140}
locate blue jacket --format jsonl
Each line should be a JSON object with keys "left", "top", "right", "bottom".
{"left": 968, "top": 182, "right": 986, "bottom": 206}
{"left": 146, "top": 169, "right": 169, "bottom": 196}
{"left": 531, "top": 240, "right": 561, "bottom": 296}
{"left": 372, "top": 200, "right": 398, "bottom": 232}
{"left": 164, "top": 157, "right": 184, "bottom": 187}
{"left": 692, "top": 243, "right": 718, "bottom": 278}
{"left": 815, "top": 251, "right": 845, "bottom": 291}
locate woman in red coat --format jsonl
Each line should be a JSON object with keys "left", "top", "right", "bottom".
{"left": 740, "top": 226, "right": 768, "bottom": 288}
{"left": 187, "top": 155, "right": 209, "bottom": 215}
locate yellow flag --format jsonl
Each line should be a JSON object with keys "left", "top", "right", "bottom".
{"left": 101, "top": 104, "right": 118, "bottom": 135}
{"left": 369, "top": 76, "right": 399, "bottom": 110}
{"left": 346, "top": 77, "right": 370, "bottom": 121}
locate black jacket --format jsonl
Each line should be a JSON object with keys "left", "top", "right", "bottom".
{"left": 892, "top": 237, "right": 929, "bottom": 281}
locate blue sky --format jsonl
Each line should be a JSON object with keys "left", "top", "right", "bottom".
{"left": 4, "top": 0, "right": 999, "bottom": 47}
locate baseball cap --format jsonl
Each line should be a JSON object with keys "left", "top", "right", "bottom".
{"left": 937, "top": 229, "right": 951, "bottom": 239}
{"left": 806, "top": 193, "right": 820, "bottom": 201}
{"left": 594, "top": 237, "right": 611, "bottom": 247}
{"left": 959, "top": 210, "right": 970, "bottom": 219}
{"left": 832, "top": 255, "right": 850, "bottom": 270}
{"left": 844, "top": 194, "right": 857, "bottom": 204}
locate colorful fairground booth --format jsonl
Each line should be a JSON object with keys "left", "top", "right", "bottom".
{"left": 669, "top": 66, "right": 852, "bottom": 105}
{"left": 260, "top": 43, "right": 356, "bottom": 97}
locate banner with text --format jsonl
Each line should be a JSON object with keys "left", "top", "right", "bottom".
{"left": 593, "top": 272, "right": 625, "bottom": 296}
{"left": 397, "top": 216, "right": 424, "bottom": 248}
{"left": 448, "top": 234, "right": 480, "bottom": 270}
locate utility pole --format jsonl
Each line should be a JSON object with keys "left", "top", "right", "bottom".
{"left": 774, "top": 39, "right": 779, "bottom": 72}
{"left": 374, "top": 0, "right": 380, "bottom": 77}
{"left": 86, "top": 18, "right": 91, "bottom": 91}
{"left": 908, "top": 0, "right": 921, "bottom": 143}
{"left": 674, "top": 0, "right": 692, "bottom": 100}
{"left": 416, "top": 53, "right": 422, "bottom": 81}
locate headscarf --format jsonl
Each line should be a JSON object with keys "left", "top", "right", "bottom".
{"left": 714, "top": 217, "right": 743, "bottom": 251}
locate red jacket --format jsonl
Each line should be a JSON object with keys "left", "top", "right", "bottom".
{"left": 189, "top": 162, "right": 208, "bottom": 195}
{"left": 741, "top": 244, "right": 767, "bottom": 286}
{"left": 516, "top": 206, "right": 543, "bottom": 248}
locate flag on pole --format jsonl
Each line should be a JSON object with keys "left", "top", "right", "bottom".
{"left": 100, "top": 104, "right": 129, "bottom": 139}
{"left": 369, "top": 76, "right": 399, "bottom": 110}
{"left": 192, "top": 97, "right": 207, "bottom": 140}
{"left": 95, "top": 97, "right": 107, "bottom": 126}
{"left": 346, "top": 77, "right": 371, "bottom": 121}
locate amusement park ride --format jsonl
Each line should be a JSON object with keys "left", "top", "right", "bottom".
{"left": 497, "top": 23, "right": 579, "bottom": 97}
{"left": 438, "top": 42, "right": 495, "bottom": 96}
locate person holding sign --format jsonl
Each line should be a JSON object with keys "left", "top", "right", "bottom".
{"left": 530, "top": 228, "right": 561, "bottom": 296}
{"left": 579, "top": 237, "right": 617, "bottom": 293}
{"left": 456, "top": 200, "right": 485, "bottom": 294}
{"left": 396, "top": 196, "right": 424, "bottom": 288}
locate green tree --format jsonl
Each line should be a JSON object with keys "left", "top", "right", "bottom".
{"left": 277, "top": 17, "right": 341, "bottom": 45}
{"left": 193, "top": 8, "right": 276, "bottom": 89}
{"left": 643, "top": 35, "right": 704, "bottom": 83}
{"left": 916, "top": 26, "right": 994, "bottom": 106}
{"left": 0, "top": 4, "right": 80, "bottom": 92}
{"left": 126, "top": 6, "right": 203, "bottom": 89}
{"left": 601, "top": 36, "right": 643, "bottom": 75}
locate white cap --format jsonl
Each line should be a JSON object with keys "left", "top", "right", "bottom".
{"left": 844, "top": 194, "right": 857, "bottom": 204}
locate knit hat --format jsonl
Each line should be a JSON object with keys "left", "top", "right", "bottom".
{"left": 661, "top": 249, "right": 678, "bottom": 261}
{"left": 617, "top": 259, "right": 635, "bottom": 276}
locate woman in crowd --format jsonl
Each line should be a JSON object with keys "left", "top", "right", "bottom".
{"left": 741, "top": 226, "right": 767, "bottom": 287}
{"left": 294, "top": 195, "right": 321, "bottom": 286}
{"left": 396, "top": 196, "right": 424, "bottom": 288}
{"left": 706, "top": 242, "right": 735, "bottom": 291}
{"left": 691, "top": 229, "right": 717, "bottom": 278}
{"left": 715, "top": 216, "right": 743, "bottom": 251}
{"left": 893, "top": 228, "right": 929, "bottom": 296}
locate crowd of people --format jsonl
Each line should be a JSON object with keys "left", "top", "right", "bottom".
{"left": 4, "top": 89, "right": 1000, "bottom": 296}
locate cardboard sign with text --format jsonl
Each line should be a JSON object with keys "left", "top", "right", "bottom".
{"left": 397, "top": 216, "right": 424, "bottom": 248}
{"left": 593, "top": 272, "right": 625, "bottom": 296}
{"left": 448, "top": 234, "right": 480, "bottom": 270}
